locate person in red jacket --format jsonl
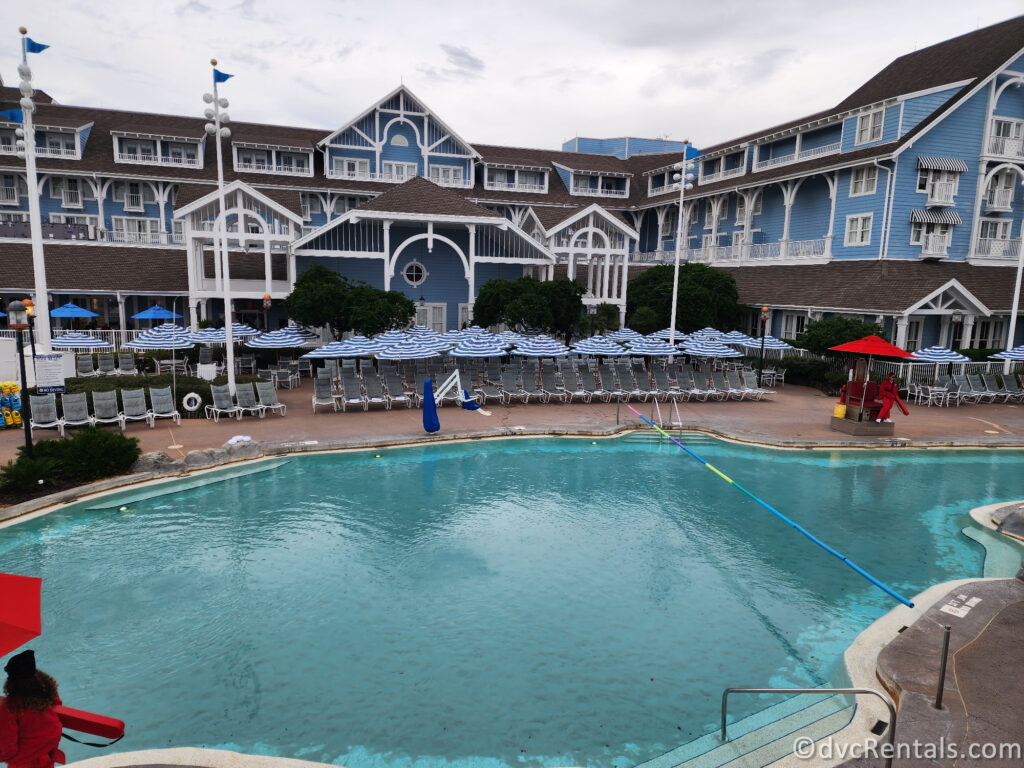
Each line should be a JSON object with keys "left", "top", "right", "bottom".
{"left": 0, "top": 651, "right": 63, "bottom": 768}
{"left": 876, "top": 373, "right": 901, "bottom": 423}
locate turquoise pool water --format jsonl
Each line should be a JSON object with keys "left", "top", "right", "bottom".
{"left": 2, "top": 436, "right": 1022, "bottom": 768}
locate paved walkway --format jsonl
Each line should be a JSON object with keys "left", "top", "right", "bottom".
{"left": 3, "top": 383, "right": 1024, "bottom": 465}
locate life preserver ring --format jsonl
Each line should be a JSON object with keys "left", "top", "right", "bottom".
{"left": 182, "top": 392, "right": 203, "bottom": 412}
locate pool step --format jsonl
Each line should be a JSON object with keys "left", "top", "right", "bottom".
{"left": 634, "top": 692, "right": 853, "bottom": 768}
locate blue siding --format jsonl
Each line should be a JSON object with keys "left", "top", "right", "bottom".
{"left": 831, "top": 166, "right": 887, "bottom": 258}
{"left": 297, "top": 256, "right": 385, "bottom": 289}
{"left": 754, "top": 186, "right": 786, "bottom": 243}
{"left": 899, "top": 87, "right": 960, "bottom": 136}
{"left": 380, "top": 122, "right": 423, "bottom": 173}
{"left": 993, "top": 78, "right": 1024, "bottom": 119}
{"left": 555, "top": 166, "right": 572, "bottom": 191}
{"left": 885, "top": 89, "right": 988, "bottom": 260}
{"left": 560, "top": 136, "right": 691, "bottom": 159}
{"left": 723, "top": 150, "right": 746, "bottom": 171}
{"left": 801, "top": 125, "right": 841, "bottom": 149}
{"left": 840, "top": 104, "right": 900, "bottom": 152}
{"left": 763, "top": 136, "right": 796, "bottom": 160}
{"left": 78, "top": 125, "right": 92, "bottom": 152}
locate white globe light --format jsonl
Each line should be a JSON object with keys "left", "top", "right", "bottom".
{"left": 16, "top": 151, "right": 25, "bottom": 160}
{"left": 220, "top": 113, "right": 229, "bottom": 124}
{"left": 220, "top": 127, "right": 231, "bottom": 138}
{"left": 15, "top": 139, "right": 25, "bottom": 149}
{"left": 17, "top": 63, "right": 31, "bottom": 79}
{"left": 684, "top": 183, "right": 693, "bottom": 190}
{"left": 203, "top": 93, "right": 214, "bottom": 103}
{"left": 685, "top": 173, "right": 695, "bottom": 181}
{"left": 19, "top": 81, "right": 33, "bottom": 98}
{"left": 205, "top": 123, "right": 217, "bottom": 135}
{"left": 14, "top": 128, "right": 24, "bottom": 138}
{"left": 218, "top": 97, "right": 229, "bottom": 108}
{"left": 672, "top": 172, "right": 681, "bottom": 182}
{"left": 19, "top": 97, "right": 34, "bottom": 112}
{"left": 204, "top": 108, "right": 215, "bottom": 119}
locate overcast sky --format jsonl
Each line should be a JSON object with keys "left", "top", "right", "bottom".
{"left": 5, "top": 1, "right": 1023, "bottom": 150}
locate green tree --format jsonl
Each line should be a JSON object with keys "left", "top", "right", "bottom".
{"left": 539, "top": 278, "right": 585, "bottom": 343}
{"left": 471, "top": 279, "right": 517, "bottom": 328}
{"left": 793, "top": 316, "right": 884, "bottom": 354}
{"left": 283, "top": 265, "right": 351, "bottom": 335}
{"left": 346, "top": 286, "right": 416, "bottom": 337}
{"left": 472, "top": 277, "right": 584, "bottom": 342}
{"left": 626, "top": 264, "right": 743, "bottom": 332}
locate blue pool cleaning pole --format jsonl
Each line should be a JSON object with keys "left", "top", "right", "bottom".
{"left": 626, "top": 405, "right": 914, "bottom": 608}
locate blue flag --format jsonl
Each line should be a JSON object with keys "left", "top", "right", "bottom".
{"left": 213, "top": 68, "right": 233, "bottom": 84}
{"left": 0, "top": 108, "right": 24, "bottom": 124}
{"left": 24, "top": 38, "right": 49, "bottom": 54}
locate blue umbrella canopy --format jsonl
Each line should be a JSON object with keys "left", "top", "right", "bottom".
{"left": 51, "top": 302, "right": 99, "bottom": 318}
{"left": 624, "top": 337, "right": 679, "bottom": 356}
{"left": 123, "top": 329, "right": 194, "bottom": 350}
{"left": 132, "top": 305, "right": 182, "bottom": 320}
{"left": 50, "top": 332, "right": 112, "bottom": 349}
{"left": 376, "top": 330, "right": 410, "bottom": 344}
{"left": 189, "top": 323, "right": 262, "bottom": 343}
{"left": 990, "top": 345, "right": 1024, "bottom": 361}
{"left": 377, "top": 339, "right": 443, "bottom": 360}
{"left": 696, "top": 326, "right": 722, "bottom": 337}
{"left": 719, "top": 330, "right": 756, "bottom": 345}
{"left": 511, "top": 338, "right": 571, "bottom": 357}
{"left": 573, "top": 336, "right": 628, "bottom": 356}
{"left": 683, "top": 339, "right": 744, "bottom": 358}
{"left": 448, "top": 337, "right": 509, "bottom": 358}
{"left": 741, "top": 335, "right": 794, "bottom": 350}
{"left": 245, "top": 329, "right": 308, "bottom": 349}
{"left": 911, "top": 345, "right": 970, "bottom": 363}
{"left": 651, "top": 327, "right": 687, "bottom": 341}
{"left": 406, "top": 325, "right": 436, "bottom": 335}
{"left": 303, "top": 337, "right": 390, "bottom": 358}
{"left": 605, "top": 328, "right": 643, "bottom": 341}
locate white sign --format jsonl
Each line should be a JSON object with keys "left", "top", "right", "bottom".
{"left": 35, "top": 353, "right": 66, "bottom": 394}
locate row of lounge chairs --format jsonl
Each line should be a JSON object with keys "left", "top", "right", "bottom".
{"left": 906, "top": 372, "right": 1024, "bottom": 406}
{"left": 29, "top": 388, "right": 181, "bottom": 437}
{"left": 205, "top": 382, "right": 287, "bottom": 421}
{"left": 77, "top": 353, "right": 139, "bottom": 377}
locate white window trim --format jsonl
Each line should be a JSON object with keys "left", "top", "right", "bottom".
{"left": 978, "top": 217, "right": 1011, "bottom": 240}
{"left": 855, "top": 110, "right": 884, "bottom": 146}
{"left": 844, "top": 213, "right": 873, "bottom": 246}
{"left": 916, "top": 169, "right": 960, "bottom": 195}
{"left": 909, "top": 222, "right": 951, "bottom": 245}
{"left": 381, "top": 161, "right": 417, "bottom": 182}
{"left": 736, "top": 195, "right": 762, "bottom": 220}
{"left": 849, "top": 166, "right": 878, "bottom": 197}
{"left": 49, "top": 213, "right": 100, "bottom": 226}
{"left": 402, "top": 259, "right": 428, "bottom": 287}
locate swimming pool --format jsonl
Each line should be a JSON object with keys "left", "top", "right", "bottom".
{"left": 3, "top": 436, "right": 1022, "bottom": 768}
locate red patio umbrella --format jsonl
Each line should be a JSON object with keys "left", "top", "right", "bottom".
{"left": 828, "top": 334, "right": 916, "bottom": 358}
{"left": 0, "top": 573, "right": 42, "bottom": 657}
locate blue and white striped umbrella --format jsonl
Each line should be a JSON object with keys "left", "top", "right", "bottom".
{"left": 573, "top": 335, "right": 629, "bottom": 356}
{"left": 376, "top": 330, "right": 410, "bottom": 344}
{"left": 51, "top": 332, "right": 112, "bottom": 349}
{"left": 189, "top": 328, "right": 228, "bottom": 344}
{"left": 245, "top": 329, "right": 308, "bottom": 349}
{"left": 912, "top": 345, "right": 970, "bottom": 363}
{"left": 990, "top": 346, "right": 1024, "bottom": 361}
{"left": 301, "top": 341, "right": 350, "bottom": 359}
{"left": 651, "top": 327, "right": 687, "bottom": 341}
{"left": 511, "top": 338, "right": 571, "bottom": 357}
{"left": 625, "top": 337, "right": 679, "bottom": 356}
{"left": 696, "top": 326, "right": 722, "bottom": 338}
{"left": 606, "top": 328, "right": 643, "bottom": 341}
{"left": 406, "top": 325, "right": 436, "bottom": 335}
{"left": 283, "top": 324, "right": 319, "bottom": 341}
{"left": 497, "top": 330, "right": 526, "bottom": 343}
{"left": 683, "top": 339, "right": 744, "bottom": 358}
{"left": 720, "top": 330, "right": 756, "bottom": 345}
{"left": 448, "top": 337, "right": 509, "bottom": 358}
{"left": 464, "top": 325, "right": 487, "bottom": 334}
{"left": 231, "top": 322, "right": 261, "bottom": 338}
{"left": 377, "top": 339, "right": 443, "bottom": 360}
{"left": 741, "top": 335, "right": 794, "bottom": 350}
{"left": 150, "top": 322, "right": 188, "bottom": 334}
{"left": 124, "top": 330, "right": 194, "bottom": 350}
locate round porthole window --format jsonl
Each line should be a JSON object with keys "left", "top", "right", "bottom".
{"left": 403, "top": 260, "right": 427, "bottom": 286}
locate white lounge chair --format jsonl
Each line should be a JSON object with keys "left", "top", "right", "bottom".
{"left": 29, "top": 394, "right": 65, "bottom": 438}
{"left": 256, "top": 381, "right": 287, "bottom": 417}
{"left": 205, "top": 384, "right": 242, "bottom": 422}
{"left": 148, "top": 387, "right": 180, "bottom": 425}
{"left": 91, "top": 390, "right": 126, "bottom": 431}
{"left": 122, "top": 388, "right": 155, "bottom": 428}
{"left": 61, "top": 392, "right": 96, "bottom": 431}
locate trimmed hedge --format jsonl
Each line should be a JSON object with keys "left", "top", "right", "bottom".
{"left": 21, "top": 374, "right": 265, "bottom": 420}
{"left": 0, "top": 427, "right": 141, "bottom": 493}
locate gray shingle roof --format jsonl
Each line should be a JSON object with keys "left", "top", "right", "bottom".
{"left": 357, "top": 176, "right": 499, "bottom": 218}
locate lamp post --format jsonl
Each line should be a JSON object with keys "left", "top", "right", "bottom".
{"left": 1004, "top": 176, "right": 1024, "bottom": 374}
{"left": 203, "top": 59, "right": 236, "bottom": 394}
{"left": 950, "top": 311, "right": 963, "bottom": 349}
{"left": 6, "top": 300, "right": 33, "bottom": 458}
{"left": 669, "top": 141, "right": 694, "bottom": 348}
{"left": 23, "top": 297, "right": 37, "bottom": 360}
{"left": 758, "top": 306, "right": 770, "bottom": 386}
{"left": 14, "top": 28, "right": 52, "bottom": 353}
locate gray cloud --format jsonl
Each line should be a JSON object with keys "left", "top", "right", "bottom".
{"left": 418, "top": 43, "right": 485, "bottom": 81}
{"left": 174, "top": 0, "right": 211, "bottom": 15}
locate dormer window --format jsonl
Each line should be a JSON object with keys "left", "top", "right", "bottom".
{"left": 855, "top": 110, "right": 884, "bottom": 145}
{"left": 115, "top": 132, "right": 202, "bottom": 168}
{"left": 570, "top": 172, "right": 628, "bottom": 198}
{"left": 38, "top": 130, "right": 78, "bottom": 159}
{"left": 915, "top": 159, "right": 966, "bottom": 207}
{"left": 233, "top": 143, "right": 313, "bottom": 176}
{"left": 484, "top": 166, "right": 547, "bottom": 193}
{"left": 0, "top": 129, "right": 16, "bottom": 155}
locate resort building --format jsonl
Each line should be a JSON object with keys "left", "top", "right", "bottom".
{"left": 2, "top": 16, "right": 1024, "bottom": 349}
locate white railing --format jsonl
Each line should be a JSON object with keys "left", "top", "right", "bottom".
{"left": 236, "top": 160, "right": 311, "bottom": 175}
{"left": 649, "top": 181, "right": 681, "bottom": 196}
{"left": 926, "top": 181, "right": 955, "bottom": 206}
{"left": 104, "top": 230, "right": 183, "bottom": 246}
{"left": 0, "top": 185, "right": 18, "bottom": 204}
{"left": 301, "top": 203, "right": 310, "bottom": 220}
{"left": 747, "top": 242, "right": 782, "bottom": 260}
{"left": 920, "top": 234, "right": 949, "bottom": 257}
{"left": 124, "top": 192, "right": 144, "bottom": 211}
{"left": 630, "top": 249, "right": 674, "bottom": 264}
{"left": 988, "top": 134, "right": 1024, "bottom": 159}
{"left": 975, "top": 238, "right": 1020, "bottom": 259}
{"left": 484, "top": 181, "right": 547, "bottom": 193}
{"left": 754, "top": 141, "right": 841, "bottom": 171}
{"left": 699, "top": 166, "right": 746, "bottom": 184}
{"left": 786, "top": 237, "right": 829, "bottom": 258}
{"left": 987, "top": 188, "right": 1013, "bottom": 211}
{"left": 430, "top": 176, "right": 473, "bottom": 189}
{"left": 647, "top": 237, "right": 830, "bottom": 265}
{"left": 117, "top": 152, "right": 200, "bottom": 167}
{"left": 61, "top": 189, "right": 82, "bottom": 208}
{"left": 328, "top": 168, "right": 375, "bottom": 181}
{"left": 37, "top": 145, "right": 79, "bottom": 159}
{"left": 571, "top": 186, "right": 629, "bottom": 198}
{"left": 0, "top": 143, "right": 18, "bottom": 155}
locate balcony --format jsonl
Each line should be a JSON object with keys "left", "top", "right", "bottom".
{"left": 116, "top": 151, "right": 200, "bottom": 167}
{"left": 104, "top": 229, "right": 183, "bottom": 246}
{"left": 634, "top": 237, "right": 830, "bottom": 265}
{"left": 236, "top": 160, "right": 311, "bottom": 176}
{"left": 699, "top": 166, "right": 746, "bottom": 184}
{"left": 61, "top": 189, "right": 82, "bottom": 209}
{"left": 0, "top": 142, "right": 16, "bottom": 155}
{"left": 36, "top": 145, "right": 79, "bottom": 159}
{"left": 919, "top": 234, "right": 949, "bottom": 259}
{"left": 988, "top": 134, "right": 1024, "bottom": 159}
{"left": 484, "top": 180, "right": 547, "bottom": 193}
{"left": 926, "top": 181, "right": 955, "bottom": 207}
{"left": 430, "top": 176, "right": 473, "bottom": 189}
{"left": 571, "top": 185, "right": 628, "bottom": 198}
{"left": 649, "top": 181, "right": 682, "bottom": 196}
{"left": 124, "top": 192, "right": 145, "bottom": 212}
{"left": 974, "top": 238, "right": 1019, "bottom": 260}
{"left": 0, "top": 185, "right": 19, "bottom": 205}
{"left": 986, "top": 188, "right": 1013, "bottom": 212}
{"left": 753, "top": 141, "right": 841, "bottom": 171}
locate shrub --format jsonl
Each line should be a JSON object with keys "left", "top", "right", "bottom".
{"left": 1, "top": 428, "right": 141, "bottom": 492}
{"left": 773, "top": 354, "right": 848, "bottom": 395}
{"left": 792, "top": 316, "right": 883, "bottom": 354}
{"left": 960, "top": 348, "right": 1003, "bottom": 362}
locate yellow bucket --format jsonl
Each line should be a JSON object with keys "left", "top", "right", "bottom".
{"left": 833, "top": 403, "right": 847, "bottom": 419}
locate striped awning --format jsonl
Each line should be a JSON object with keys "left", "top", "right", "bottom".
{"left": 917, "top": 156, "right": 969, "bottom": 173}
{"left": 910, "top": 209, "right": 962, "bottom": 225}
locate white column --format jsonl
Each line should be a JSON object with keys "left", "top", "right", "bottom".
{"left": 116, "top": 292, "right": 126, "bottom": 331}
{"left": 382, "top": 220, "right": 392, "bottom": 290}
{"left": 601, "top": 254, "right": 611, "bottom": 300}
{"left": 467, "top": 224, "right": 476, "bottom": 303}
{"left": 263, "top": 238, "right": 272, "bottom": 298}
{"left": 960, "top": 315, "right": 975, "bottom": 349}
{"left": 895, "top": 316, "right": 909, "bottom": 349}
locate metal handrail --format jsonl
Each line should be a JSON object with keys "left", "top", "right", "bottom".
{"left": 721, "top": 687, "right": 896, "bottom": 768}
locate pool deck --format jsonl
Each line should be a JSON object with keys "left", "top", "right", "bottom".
{"left": 4, "top": 383, "right": 1023, "bottom": 768}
